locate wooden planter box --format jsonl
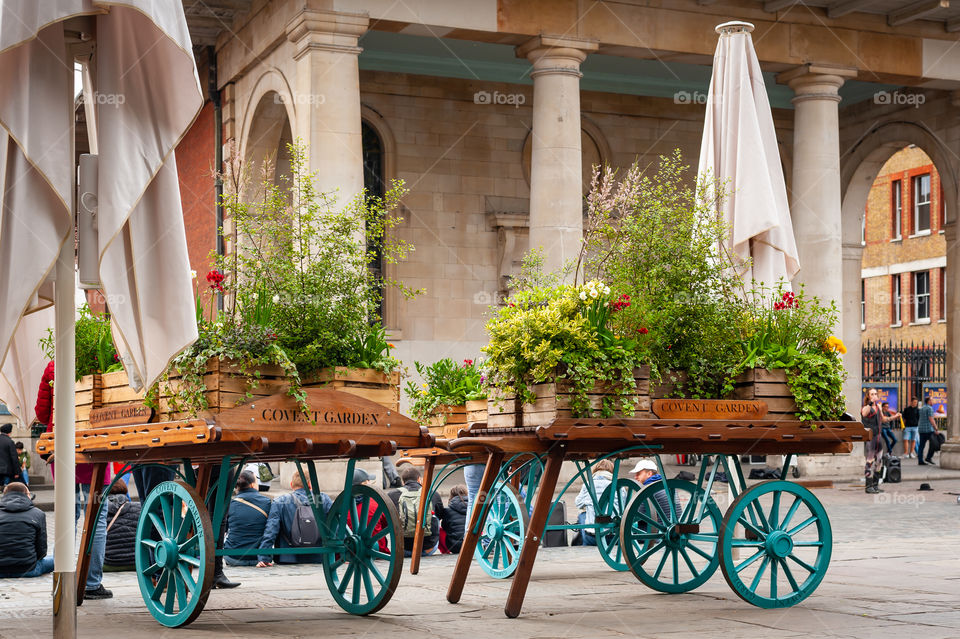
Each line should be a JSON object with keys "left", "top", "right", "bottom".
{"left": 308, "top": 367, "right": 401, "bottom": 413}
{"left": 487, "top": 366, "right": 651, "bottom": 428}
{"left": 426, "top": 399, "right": 488, "bottom": 439}
{"left": 651, "top": 370, "right": 689, "bottom": 399}
{"left": 729, "top": 368, "right": 798, "bottom": 419}
{"left": 74, "top": 374, "right": 103, "bottom": 430}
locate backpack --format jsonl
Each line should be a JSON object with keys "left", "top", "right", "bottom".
{"left": 398, "top": 487, "right": 429, "bottom": 538}
{"left": 288, "top": 498, "right": 320, "bottom": 547}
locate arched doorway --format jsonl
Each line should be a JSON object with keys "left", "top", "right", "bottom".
{"left": 363, "top": 120, "right": 386, "bottom": 322}
{"left": 242, "top": 90, "right": 293, "bottom": 194}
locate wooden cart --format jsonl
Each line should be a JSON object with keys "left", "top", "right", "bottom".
{"left": 438, "top": 411, "right": 868, "bottom": 618}
{"left": 37, "top": 387, "right": 433, "bottom": 627}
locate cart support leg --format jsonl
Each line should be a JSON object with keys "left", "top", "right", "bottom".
{"left": 411, "top": 457, "right": 436, "bottom": 575}
{"left": 447, "top": 451, "right": 503, "bottom": 604}
{"left": 196, "top": 464, "right": 213, "bottom": 501}
{"left": 504, "top": 446, "right": 564, "bottom": 619}
{"left": 75, "top": 462, "right": 107, "bottom": 603}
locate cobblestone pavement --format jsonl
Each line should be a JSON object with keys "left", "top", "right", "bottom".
{"left": 2, "top": 476, "right": 959, "bottom": 639}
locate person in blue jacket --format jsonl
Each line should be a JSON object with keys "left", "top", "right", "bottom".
{"left": 224, "top": 470, "right": 272, "bottom": 566}
{"left": 256, "top": 472, "right": 332, "bottom": 566}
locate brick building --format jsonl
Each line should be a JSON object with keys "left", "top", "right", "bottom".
{"left": 861, "top": 146, "right": 946, "bottom": 344}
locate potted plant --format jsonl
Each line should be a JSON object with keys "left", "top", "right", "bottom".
{"left": 404, "top": 358, "right": 487, "bottom": 438}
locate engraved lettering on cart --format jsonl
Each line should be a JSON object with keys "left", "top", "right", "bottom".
{"left": 260, "top": 408, "right": 381, "bottom": 425}
{"left": 89, "top": 403, "right": 155, "bottom": 428}
{"left": 652, "top": 399, "right": 768, "bottom": 420}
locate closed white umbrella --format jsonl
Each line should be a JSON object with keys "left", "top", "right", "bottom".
{"left": 697, "top": 21, "right": 800, "bottom": 287}
{"left": 0, "top": 2, "right": 201, "bottom": 635}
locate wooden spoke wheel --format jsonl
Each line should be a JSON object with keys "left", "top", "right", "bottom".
{"left": 135, "top": 480, "right": 214, "bottom": 628}
{"left": 719, "top": 481, "right": 832, "bottom": 608}
{"left": 322, "top": 485, "right": 403, "bottom": 615}
{"left": 595, "top": 477, "right": 643, "bottom": 571}
{"left": 474, "top": 482, "right": 529, "bottom": 579}
{"left": 620, "top": 479, "right": 721, "bottom": 593}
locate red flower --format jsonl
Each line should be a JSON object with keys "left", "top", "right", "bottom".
{"left": 206, "top": 270, "right": 225, "bottom": 287}
{"left": 637, "top": 327, "right": 649, "bottom": 334}
{"left": 463, "top": 359, "right": 474, "bottom": 367}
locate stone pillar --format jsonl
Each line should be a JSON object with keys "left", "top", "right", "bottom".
{"left": 286, "top": 9, "right": 368, "bottom": 204}
{"left": 778, "top": 65, "right": 857, "bottom": 309}
{"left": 938, "top": 222, "right": 960, "bottom": 468}
{"left": 841, "top": 242, "right": 863, "bottom": 413}
{"left": 516, "top": 36, "right": 597, "bottom": 277}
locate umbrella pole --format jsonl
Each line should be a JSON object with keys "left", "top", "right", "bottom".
{"left": 52, "top": 239, "right": 77, "bottom": 637}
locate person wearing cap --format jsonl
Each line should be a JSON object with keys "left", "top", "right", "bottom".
{"left": 224, "top": 470, "right": 273, "bottom": 566}
{"left": 629, "top": 459, "right": 674, "bottom": 522}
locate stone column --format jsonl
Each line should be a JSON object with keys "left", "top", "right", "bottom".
{"left": 778, "top": 64, "right": 857, "bottom": 309}
{"left": 841, "top": 242, "right": 864, "bottom": 412}
{"left": 938, "top": 223, "right": 960, "bottom": 468}
{"left": 516, "top": 36, "right": 597, "bottom": 277}
{"left": 286, "top": 9, "right": 368, "bottom": 205}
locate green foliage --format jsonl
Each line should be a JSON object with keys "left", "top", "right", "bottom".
{"left": 579, "top": 151, "right": 748, "bottom": 398}
{"left": 403, "top": 358, "right": 486, "bottom": 423}
{"left": 347, "top": 323, "right": 400, "bottom": 374}
{"left": 40, "top": 304, "right": 122, "bottom": 380}
{"left": 786, "top": 351, "right": 847, "bottom": 423}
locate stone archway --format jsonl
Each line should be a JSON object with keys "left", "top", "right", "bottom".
{"left": 838, "top": 120, "right": 960, "bottom": 458}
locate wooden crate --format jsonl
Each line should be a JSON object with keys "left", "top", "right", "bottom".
{"left": 487, "top": 366, "right": 652, "bottom": 428}
{"left": 307, "top": 367, "right": 401, "bottom": 413}
{"left": 729, "top": 368, "right": 798, "bottom": 419}
{"left": 425, "top": 400, "right": 489, "bottom": 439}
{"left": 73, "top": 374, "right": 102, "bottom": 430}
{"left": 651, "top": 370, "right": 689, "bottom": 399}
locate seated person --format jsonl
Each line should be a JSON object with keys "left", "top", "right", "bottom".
{"left": 224, "top": 470, "right": 272, "bottom": 566}
{"left": 388, "top": 464, "right": 443, "bottom": 557}
{"left": 574, "top": 459, "right": 615, "bottom": 546}
{"left": 0, "top": 482, "right": 52, "bottom": 578}
{"left": 257, "top": 472, "right": 331, "bottom": 566}
{"left": 630, "top": 458, "right": 675, "bottom": 522}
{"left": 441, "top": 484, "right": 468, "bottom": 554}
{"left": 104, "top": 479, "right": 141, "bottom": 571}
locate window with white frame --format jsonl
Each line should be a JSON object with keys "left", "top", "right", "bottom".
{"left": 891, "top": 179, "right": 902, "bottom": 239}
{"left": 913, "top": 174, "right": 930, "bottom": 233}
{"left": 940, "top": 267, "right": 946, "bottom": 321}
{"left": 892, "top": 275, "right": 901, "bottom": 326}
{"left": 914, "top": 271, "right": 930, "bottom": 322}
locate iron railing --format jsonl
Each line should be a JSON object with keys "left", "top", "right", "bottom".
{"left": 861, "top": 341, "right": 946, "bottom": 409}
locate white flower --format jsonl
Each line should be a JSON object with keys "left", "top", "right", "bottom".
{"left": 190, "top": 270, "right": 197, "bottom": 279}
{"left": 272, "top": 294, "right": 280, "bottom": 304}
{"left": 250, "top": 292, "right": 258, "bottom": 301}
{"left": 589, "top": 289, "right": 599, "bottom": 299}
{"left": 579, "top": 291, "right": 587, "bottom": 301}
{"left": 604, "top": 301, "right": 609, "bottom": 307}
{"left": 603, "top": 286, "right": 610, "bottom": 296}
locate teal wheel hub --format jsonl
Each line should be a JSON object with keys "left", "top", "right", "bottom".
{"left": 474, "top": 483, "right": 528, "bottom": 580}
{"left": 322, "top": 484, "right": 403, "bottom": 615}
{"left": 620, "top": 479, "right": 721, "bottom": 594}
{"left": 134, "top": 480, "right": 213, "bottom": 628}
{"left": 719, "top": 480, "right": 832, "bottom": 608}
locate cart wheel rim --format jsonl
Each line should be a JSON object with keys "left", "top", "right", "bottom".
{"left": 596, "top": 478, "right": 643, "bottom": 571}
{"left": 474, "top": 482, "right": 528, "bottom": 579}
{"left": 619, "top": 479, "right": 721, "bottom": 593}
{"left": 718, "top": 480, "right": 832, "bottom": 608}
{"left": 322, "top": 484, "right": 403, "bottom": 615}
{"left": 135, "top": 480, "right": 213, "bottom": 628}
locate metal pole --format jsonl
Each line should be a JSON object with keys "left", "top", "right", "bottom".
{"left": 52, "top": 238, "right": 77, "bottom": 638}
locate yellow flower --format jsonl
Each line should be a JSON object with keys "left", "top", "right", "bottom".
{"left": 824, "top": 336, "right": 847, "bottom": 354}
{"left": 421, "top": 382, "right": 428, "bottom": 389}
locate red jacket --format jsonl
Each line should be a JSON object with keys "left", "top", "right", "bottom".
{"left": 36, "top": 361, "right": 109, "bottom": 486}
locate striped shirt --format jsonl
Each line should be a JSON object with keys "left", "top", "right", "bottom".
{"left": 918, "top": 404, "right": 936, "bottom": 434}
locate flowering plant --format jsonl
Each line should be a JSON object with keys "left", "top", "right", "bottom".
{"left": 404, "top": 358, "right": 486, "bottom": 423}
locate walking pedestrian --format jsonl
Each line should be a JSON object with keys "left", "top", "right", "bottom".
{"left": 917, "top": 396, "right": 938, "bottom": 466}
{"left": 901, "top": 397, "right": 920, "bottom": 458}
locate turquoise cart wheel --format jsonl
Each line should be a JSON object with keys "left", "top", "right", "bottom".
{"left": 322, "top": 484, "right": 403, "bottom": 615}
{"left": 620, "top": 479, "right": 721, "bottom": 593}
{"left": 134, "top": 480, "right": 213, "bottom": 628}
{"left": 475, "top": 483, "right": 528, "bottom": 579}
{"left": 595, "top": 478, "right": 643, "bottom": 571}
{"left": 719, "top": 480, "right": 832, "bottom": 608}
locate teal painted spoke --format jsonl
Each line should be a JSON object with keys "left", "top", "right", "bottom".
{"left": 170, "top": 495, "right": 183, "bottom": 542}
{"left": 503, "top": 530, "right": 522, "bottom": 543}
{"left": 140, "top": 538, "right": 158, "bottom": 549}
{"left": 786, "top": 515, "right": 817, "bottom": 537}
{"left": 143, "top": 562, "right": 161, "bottom": 576}
{"left": 174, "top": 571, "right": 188, "bottom": 611}
{"left": 174, "top": 511, "right": 190, "bottom": 543}
{"left": 338, "top": 562, "right": 356, "bottom": 595}
{"left": 793, "top": 541, "right": 823, "bottom": 547}
{"left": 358, "top": 498, "right": 371, "bottom": 535}
{"left": 361, "top": 564, "right": 375, "bottom": 603}
{"left": 149, "top": 513, "right": 166, "bottom": 538}
{"left": 734, "top": 549, "right": 766, "bottom": 574}
{"left": 329, "top": 554, "right": 347, "bottom": 571}
{"left": 179, "top": 554, "right": 200, "bottom": 568}
{"left": 177, "top": 564, "right": 197, "bottom": 594}
{"left": 770, "top": 491, "right": 781, "bottom": 530}
{"left": 671, "top": 548, "right": 679, "bottom": 583}
{"left": 164, "top": 575, "right": 176, "bottom": 614}
{"left": 779, "top": 496, "right": 802, "bottom": 531}
{"left": 679, "top": 546, "right": 698, "bottom": 576}
{"left": 159, "top": 497, "right": 173, "bottom": 536}
{"left": 632, "top": 511, "right": 666, "bottom": 531}
{"left": 629, "top": 532, "right": 663, "bottom": 542}
{"left": 770, "top": 559, "right": 778, "bottom": 600}
{"left": 351, "top": 561, "right": 361, "bottom": 605}
{"left": 787, "top": 554, "right": 817, "bottom": 574}
{"left": 749, "top": 556, "right": 771, "bottom": 592}
{"left": 178, "top": 535, "right": 198, "bottom": 553}
{"left": 738, "top": 517, "right": 767, "bottom": 540}
{"left": 637, "top": 540, "right": 666, "bottom": 564}
{"left": 151, "top": 571, "right": 168, "bottom": 602}
{"left": 687, "top": 533, "right": 719, "bottom": 544}
{"left": 482, "top": 538, "right": 496, "bottom": 560}
{"left": 366, "top": 559, "right": 386, "bottom": 586}
{"left": 650, "top": 495, "right": 671, "bottom": 525}
{"left": 779, "top": 558, "right": 800, "bottom": 593}
{"left": 750, "top": 500, "right": 770, "bottom": 533}
{"left": 503, "top": 519, "right": 520, "bottom": 530}
{"left": 370, "top": 526, "right": 391, "bottom": 543}
{"left": 730, "top": 539, "right": 763, "bottom": 547}
{"left": 653, "top": 547, "right": 669, "bottom": 580}
{"left": 370, "top": 549, "right": 391, "bottom": 561}
{"left": 492, "top": 540, "right": 502, "bottom": 569}
{"left": 687, "top": 542, "right": 715, "bottom": 561}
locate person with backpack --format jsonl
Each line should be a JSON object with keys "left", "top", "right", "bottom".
{"left": 224, "top": 470, "right": 272, "bottom": 566}
{"left": 441, "top": 485, "right": 468, "bottom": 554}
{"left": 103, "top": 479, "right": 141, "bottom": 571}
{"left": 388, "top": 464, "right": 443, "bottom": 557}
{"left": 256, "top": 472, "right": 331, "bottom": 566}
